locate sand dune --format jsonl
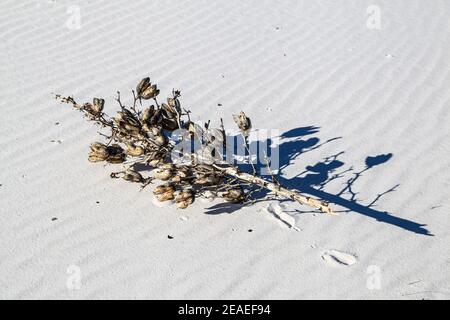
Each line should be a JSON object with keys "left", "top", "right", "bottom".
{"left": 0, "top": 0, "right": 449, "bottom": 299}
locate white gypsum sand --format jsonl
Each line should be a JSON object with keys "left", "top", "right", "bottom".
{"left": 0, "top": 0, "right": 449, "bottom": 299}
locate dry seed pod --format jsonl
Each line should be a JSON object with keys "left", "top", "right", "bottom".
{"left": 90, "top": 142, "right": 109, "bottom": 157}
{"left": 103, "top": 144, "right": 126, "bottom": 164}
{"left": 82, "top": 103, "right": 95, "bottom": 115}
{"left": 141, "top": 105, "right": 155, "bottom": 123}
{"left": 88, "top": 153, "right": 108, "bottom": 162}
{"left": 161, "top": 118, "right": 178, "bottom": 131}
{"left": 127, "top": 116, "right": 141, "bottom": 128}
{"left": 125, "top": 126, "right": 141, "bottom": 137}
{"left": 154, "top": 168, "right": 173, "bottom": 181}
{"left": 117, "top": 122, "right": 140, "bottom": 137}
{"left": 153, "top": 184, "right": 175, "bottom": 195}
{"left": 136, "top": 77, "right": 159, "bottom": 100}
{"left": 106, "top": 154, "right": 126, "bottom": 164}
{"left": 81, "top": 98, "right": 103, "bottom": 116}
{"left": 146, "top": 85, "right": 159, "bottom": 100}
{"left": 116, "top": 109, "right": 135, "bottom": 121}
{"left": 161, "top": 103, "right": 176, "bottom": 119}
{"left": 175, "top": 190, "right": 195, "bottom": 209}
{"left": 92, "top": 98, "right": 104, "bottom": 114}
{"left": 154, "top": 163, "right": 175, "bottom": 180}
{"left": 136, "top": 77, "right": 154, "bottom": 99}
{"left": 175, "top": 190, "right": 194, "bottom": 201}
{"left": 175, "top": 198, "right": 193, "bottom": 209}
{"left": 122, "top": 121, "right": 141, "bottom": 133}
{"left": 149, "top": 109, "right": 163, "bottom": 126}
{"left": 115, "top": 111, "right": 140, "bottom": 128}
{"left": 156, "top": 191, "right": 174, "bottom": 202}
{"left": 122, "top": 169, "right": 143, "bottom": 183}
{"left": 107, "top": 144, "right": 124, "bottom": 155}
{"left": 125, "top": 144, "right": 145, "bottom": 157}
{"left": 233, "top": 111, "right": 252, "bottom": 136}
{"left": 220, "top": 187, "right": 244, "bottom": 203}
{"left": 90, "top": 141, "right": 106, "bottom": 149}
{"left": 88, "top": 142, "right": 109, "bottom": 162}
{"left": 136, "top": 77, "right": 151, "bottom": 95}
{"left": 153, "top": 184, "right": 175, "bottom": 202}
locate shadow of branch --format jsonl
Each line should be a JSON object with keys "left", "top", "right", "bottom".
{"left": 212, "top": 126, "right": 432, "bottom": 236}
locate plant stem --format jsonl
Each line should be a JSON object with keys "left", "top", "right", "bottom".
{"left": 212, "top": 164, "right": 336, "bottom": 215}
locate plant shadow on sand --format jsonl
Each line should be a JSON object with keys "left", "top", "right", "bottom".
{"left": 205, "top": 126, "right": 432, "bottom": 236}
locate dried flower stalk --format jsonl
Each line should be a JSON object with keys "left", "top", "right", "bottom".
{"left": 54, "top": 77, "right": 334, "bottom": 214}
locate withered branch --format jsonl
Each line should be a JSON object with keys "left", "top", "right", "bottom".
{"left": 54, "top": 77, "right": 335, "bottom": 215}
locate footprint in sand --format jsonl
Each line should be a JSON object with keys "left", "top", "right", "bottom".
{"left": 322, "top": 250, "right": 357, "bottom": 267}
{"left": 266, "top": 203, "right": 300, "bottom": 231}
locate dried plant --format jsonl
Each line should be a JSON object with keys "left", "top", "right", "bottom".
{"left": 54, "top": 77, "right": 335, "bottom": 214}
